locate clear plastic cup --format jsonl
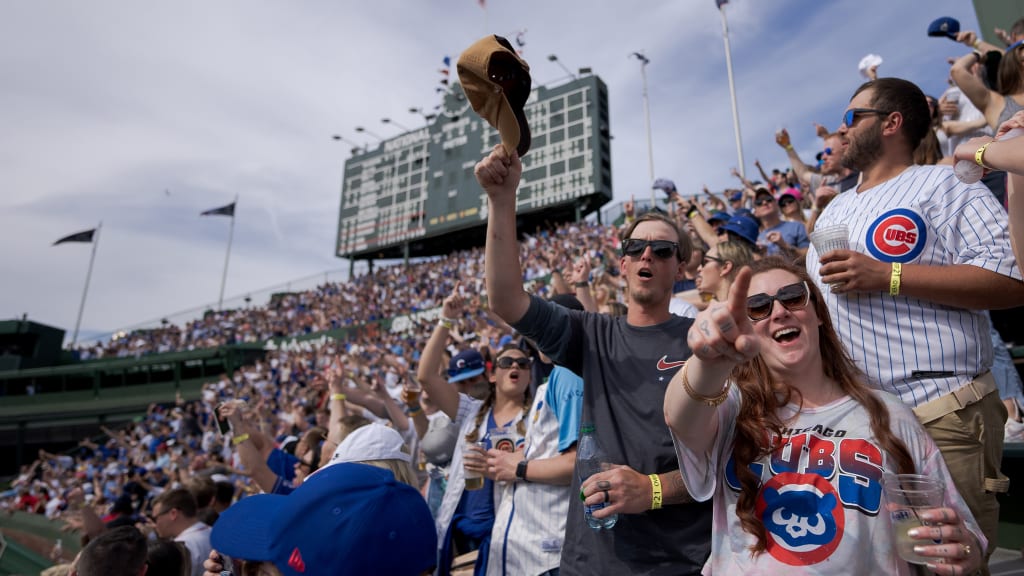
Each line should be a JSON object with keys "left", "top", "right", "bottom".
{"left": 883, "top": 474, "right": 945, "bottom": 565}
{"left": 463, "top": 441, "right": 487, "bottom": 491}
{"left": 810, "top": 225, "right": 850, "bottom": 292}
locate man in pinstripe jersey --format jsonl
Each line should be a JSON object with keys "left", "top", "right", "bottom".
{"left": 807, "top": 77, "right": 1024, "bottom": 570}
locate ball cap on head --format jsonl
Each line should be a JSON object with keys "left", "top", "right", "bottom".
{"left": 210, "top": 462, "right": 436, "bottom": 576}
{"left": 457, "top": 35, "right": 532, "bottom": 157}
{"left": 324, "top": 423, "right": 411, "bottom": 467}
{"left": 720, "top": 215, "right": 759, "bottom": 246}
{"left": 927, "top": 16, "right": 960, "bottom": 39}
{"left": 448, "top": 348, "right": 486, "bottom": 383}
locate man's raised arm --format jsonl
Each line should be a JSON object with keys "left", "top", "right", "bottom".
{"left": 477, "top": 144, "right": 531, "bottom": 324}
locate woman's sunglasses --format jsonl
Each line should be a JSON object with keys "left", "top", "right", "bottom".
{"left": 621, "top": 238, "right": 679, "bottom": 260}
{"left": 746, "top": 281, "right": 811, "bottom": 322}
{"left": 495, "top": 356, "right": 532, "bottom": 369}
{"left": 701, "top": 255, "right": 725, "bottom": 267}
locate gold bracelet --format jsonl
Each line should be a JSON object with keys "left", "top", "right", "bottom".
{"left": 330, "top": 393, "right": 346, "bottom": 402}
{"left": 680, "top": 362, "right": 730, "bottom": 407}
{"left": 649, "top": 474, "right": 663, "bottom": 510}
{"left": 231, "top": 433, "right": 250, "bottom": 446}
{"left": 889, "top": 262, "right": 902, "bottom": 296}
{"left": 975, "top": 141, "right": 993, "bottom": 169}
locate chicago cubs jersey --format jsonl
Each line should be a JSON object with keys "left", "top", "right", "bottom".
{"left": 488, "top": 377, "right": 582, "bottom": 576}
{"left": 672, "top": 386, "right": 984, "bottom": 575}
{"left": 806, "top": 165, "right": 1021, "bottom": 405}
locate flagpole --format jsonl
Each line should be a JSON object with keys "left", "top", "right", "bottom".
{"left": 719, "top": 3, "right": 746, "bottom": 178}
{"left": 72, "top": 221, "right": 101, "bottom": 346}
{"left": 218, "top": 196, "right": 237, "bottom": 310}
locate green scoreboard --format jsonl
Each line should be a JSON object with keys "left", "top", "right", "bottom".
{"left": 336, "top": 74, "right": 612, "bottom": 259}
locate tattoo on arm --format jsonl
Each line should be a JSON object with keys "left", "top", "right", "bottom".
{"left": 660, "top": 470, "right": 694, "bottom": 505}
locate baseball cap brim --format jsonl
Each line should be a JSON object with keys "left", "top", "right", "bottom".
{"left": 210, "top": 492, "right": 285, "bottom": 563}
{"left": 448, "top": 366, "right": 485, "bottom": 384}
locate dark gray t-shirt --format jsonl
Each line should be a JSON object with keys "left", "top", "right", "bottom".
{"left": 513, "top": 295, "right": 712, "bottom": 576}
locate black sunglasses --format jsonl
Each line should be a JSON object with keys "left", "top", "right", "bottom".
{"left": 842, "top": 108, "right": 890, "bottom": 127}
{"left": 701, "top": 255, "right": 725, "bottom": 267}
{"left": 495, "top": 356, "right": 532, "bottom": 369}
{"left": 746, "top": 281, "right": 811, "bottom": 322}
{"left": 778, "top": 196, "right": 796, "bottom": 206}
{"left": 755, "top": 197, "right": 775, "bottom": 207}
{"left": 621, "top": 238, "right": 679, "bottom": 260}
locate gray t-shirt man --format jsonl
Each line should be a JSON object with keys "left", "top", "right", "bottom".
{"left": 513, "top": 295, "right": 712, "bottom": 576}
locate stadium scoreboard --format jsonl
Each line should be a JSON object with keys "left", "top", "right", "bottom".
{"left": 336, "top": 74, "right": 611, "bottom": 259}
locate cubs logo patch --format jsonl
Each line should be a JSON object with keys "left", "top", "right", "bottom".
{"left": 756, "top": 472, "right": 844, "bottom": 566}
{"left": 865, "top": 209, "right": 926, "bottom": 263}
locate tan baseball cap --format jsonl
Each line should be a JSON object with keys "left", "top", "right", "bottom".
{"left": 457, "top": 35, "right": 532, "bottom": 157}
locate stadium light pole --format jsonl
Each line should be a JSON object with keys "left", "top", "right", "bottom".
{"left": 331, "top": 134, "right": 363, "bottom": 155}
{"left": 381, "top": 117, "right": 410, "bottom": 132}
{"left": 631, "top": 51, "right": 656, "bottom": 211}
{"left": 71, "top": 221, "right": 102, "bottom": 346}
{"left": 718, "top": 2, "right": 746, "bottom": 178}
{"left": 355, "top": 126, "right": 384, "bottom": 143}
{"left": 409, "top": 107, "right": 437, "bottom": 126}
{"left": 547, "top": 54, "right": 576, "bottom": 80}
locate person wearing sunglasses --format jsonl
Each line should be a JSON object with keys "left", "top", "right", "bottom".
{"left": 697, "top": 240, "right": 755, "bottom": 306}
{"left": 810, "top": 77, "right": 1024, "bottom": 569}
{"left": 476, "top": 143, "right": 712, "bottom": 576}
{"left": 775, "top": 130, "right": 859, "bottom": 234}
{"left": 752, "top": 187, "right": 809, "bottom": 260}
{"left": 419, "top": 284, "right": 567, "bottom": 575}
{"left": 776, "top": 188, "right": 806, "bottom": 226}
{"left": 665, "top": 257, "right": 984, "bottom": 575}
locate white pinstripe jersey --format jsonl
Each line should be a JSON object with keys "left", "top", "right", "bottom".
{"left": 806, "top": 165, "right": 1021, "bottom": 406}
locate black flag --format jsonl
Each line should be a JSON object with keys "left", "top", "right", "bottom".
{"left": 53, "top": 229, "right": 96, "bottom": 246}
{"left": 201, "top": 202, "right": 236, "bottom": 217}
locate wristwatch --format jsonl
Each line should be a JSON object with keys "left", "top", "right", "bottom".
{"left": 515, "top": 459, "right": 530, "bottom": 482}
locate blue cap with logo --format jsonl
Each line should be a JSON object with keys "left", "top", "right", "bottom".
{"left": 447, "top": 349, "right": 486, "bottom": 383}
{"left": 211, "top": 463, "right": 436, "bottom": 576}
{"left": 719, "top": 215, "right": 760, "bottom": 246}
{"left": 927, "top": 16, "right": 960, "bottom": 39}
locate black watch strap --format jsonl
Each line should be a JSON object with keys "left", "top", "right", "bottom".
{"left": 516, "top": 459, "right": 529, "bottom": 482}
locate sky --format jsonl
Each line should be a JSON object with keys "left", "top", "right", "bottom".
{"left": 0, "top": 0, "right": 987, "bottom": 343}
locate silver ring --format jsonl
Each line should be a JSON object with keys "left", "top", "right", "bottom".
{"left": 603, "top": 489, "right": 610, "bottom": 503}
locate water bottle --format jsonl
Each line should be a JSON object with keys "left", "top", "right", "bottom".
{"left": 576, "top": 424, "right": 618, "bottom": 530}
{"left": 955, "top": 128, "right": 1024, "bottom": 184}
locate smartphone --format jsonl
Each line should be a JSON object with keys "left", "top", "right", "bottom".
{"left": 214, "top": 404, "right": 231, "bottom": 436}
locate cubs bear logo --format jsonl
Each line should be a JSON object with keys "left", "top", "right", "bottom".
{"left": 756, "top": 472, "right": 844, "bottom": 566}
{"left": 865, "top": 208, "right": 927, "bottom": 263}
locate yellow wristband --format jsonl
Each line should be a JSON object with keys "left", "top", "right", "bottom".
{"left": 231, "top": 433, "right": 250, "bottom": 446}
{"left": 972, "top": 38, "right": 982, "bottom": 49}
{"left": 438, "top": 319, "right": 454, "bottom": 330}
{"left": 975, "top": 141, "right": 993, "bottom": 169}
{"left": 330, "top": 393, "right": 346, "bottom": 402}
{"left": 784, "top": 144, "right": 794, "bottom": 151}
{"left": 889, "top": 262, "right": 902, "bottom": 296}
{"left": 649, "top": 474, "right": 663, "bottom": 510}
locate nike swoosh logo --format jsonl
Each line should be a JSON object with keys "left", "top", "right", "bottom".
{"left": 656, "top": 356, "right": 687, "bottom": 371}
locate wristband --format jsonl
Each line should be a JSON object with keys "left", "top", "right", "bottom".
{"left": 972, "top": 38, "right": 982, "bottom": 49}
{"left": 516, "top": 459, "right": 530, "bottom": 482}
{"left": 231, "top": 433, "right": 250, "bottom": 446}
{"left": 975, "top": 141, "right": 993, "bottom": 169}
{"left": 330, "top": 393, "right": 346, "bottom": 402}
{"left": 438, "top": 319, "right": 454, "bottom": 330}
{"left": 889, "top": 262, "right": 902, "bottom": 296}
{"left": 784, "top": 144, "right": 794, "bottom": 151}
{"left": 407, "top": 405, "right": 423, "bottom": 416}
{"left": 680, "top": 362, "right": 731, "bottom": 407}
{"left": 649, "top": 474, "right": 663, "bottom": 510}
{"left": 573, "top": 281, "right": 589, "bottom": 288}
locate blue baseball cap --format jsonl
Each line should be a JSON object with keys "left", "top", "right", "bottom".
{"left": 447, "top": 349, "right": 485, "bottom": 383}
{"left": 719, "top": 215, "right": 759, "bottom": 246}
{"left": 211, "top": 463, "right": 436, "bottom": 576}
{"left": 927, "top": 16, "right": 959, "bottom": 40}
{"left": 707, "top": 210, "right": 730, "bottom": 224}
{"left": 728, "top": 190, "right": 743, "bottom": 202}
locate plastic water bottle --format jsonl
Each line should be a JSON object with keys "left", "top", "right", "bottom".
{"left": 576, "top": 423, "right": 618, "bottom": 530}
{"left": 955, "top": 128, "right": 1024, "bottom": 184}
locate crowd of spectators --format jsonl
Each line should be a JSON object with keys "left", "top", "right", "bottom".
{"left": 8, "top": 15, "right": 1024, "bottom": 574}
